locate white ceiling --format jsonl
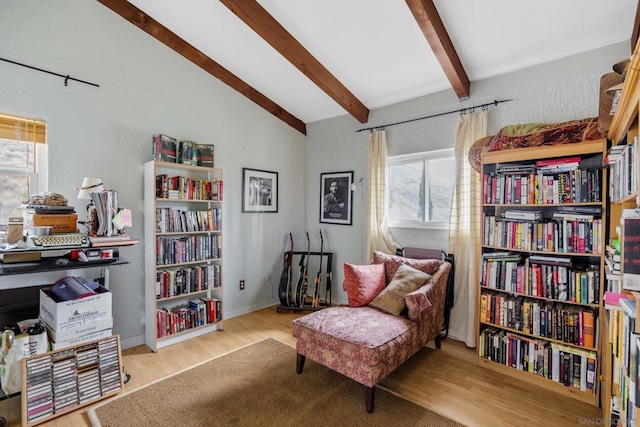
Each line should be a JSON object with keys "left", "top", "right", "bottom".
{"left": 126, "top": 0, "right": 637, "bottom": 125}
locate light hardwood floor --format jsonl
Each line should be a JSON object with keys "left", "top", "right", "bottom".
{"left": 4, "top": 307, "right": 603, "bottom": 426}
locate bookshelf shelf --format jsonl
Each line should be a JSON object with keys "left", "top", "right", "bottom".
{"left": 483, "top": 202, "right": 603, "bottom": 208}
{"left": 144, "top": 160, "right": 223, "bottom": 352}
{"left": 156, "top": 287, "right": 221, "bottom": 302}
{"left": 478, "top": 358, "right": 598, "bottom": 405}
{"left": 156, "top": 231, "right": 221, "bottom": 237}
{"left": 478, "top": 137, "right": 607, "bottom": 406}
{"left": 479, "top": 320, "right": 598, "bottom": 351}
{"left": 480, "top": 285, "right": 600, "bottom": 308}
{"left": 157, "top": 258, "right": 221, "bottom": 268}
{"left": 481, "top": 245, "right": 601, "bottom": 257}
{"left": 155, "top": 198, "right": 221, "bottom": 204}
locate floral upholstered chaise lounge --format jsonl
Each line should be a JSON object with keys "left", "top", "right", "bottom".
{"left": 292, "top": 251, "right": 451, "bottom": 413}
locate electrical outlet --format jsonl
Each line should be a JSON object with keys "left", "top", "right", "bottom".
{"left": 239, "top": 280, "right": 245, "bottom": 290}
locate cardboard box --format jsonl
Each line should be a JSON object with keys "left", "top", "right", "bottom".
{"left": 23, "top": 212, "right": 78, "bottom": 234}
{"left": 39, "top": 285, "right": 112, "bottom": 333}
{"left": 42, "top": 316, "right": 113, "bottom": 342}
{"left": 49, "top": 329, "right": 113, "bottom": 351}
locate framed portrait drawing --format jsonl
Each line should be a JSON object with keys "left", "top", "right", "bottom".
{"left": 242, "top": 168, "right": 278, "bottom": 213}
{"left": 320, "top": 171, "right": 353, "bottom": 225}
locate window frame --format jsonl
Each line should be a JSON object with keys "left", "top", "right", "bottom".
{"left": 386, "top": 147, "right": 454, "bottom": 230}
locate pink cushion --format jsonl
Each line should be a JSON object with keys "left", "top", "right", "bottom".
{"left": 292, "top": 307, "right": 417, "bottom": 365}
{"left": 373, "top": 251, "right": 441, "bottom": 284}
{"left": 343, "top": 262, "right": 386, "bottom": 307}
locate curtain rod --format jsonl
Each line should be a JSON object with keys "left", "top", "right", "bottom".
{"left": 355, "top": 99, "right": 513, "bottom": 133}
{"left": 0, "top": 57, "right": 100, "bottom": 88}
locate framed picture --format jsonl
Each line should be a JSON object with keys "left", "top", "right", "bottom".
{"left": 320, "top": 171, "right": 353, "bottom": 225}
{"left": 242, "top": 168, "right": 278, "bottom": 213}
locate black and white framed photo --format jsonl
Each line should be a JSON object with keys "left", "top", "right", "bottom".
{"left": 242, "top": 168, "right": 278, "bottom": 213}
{"left": 320, "top": 171, "right": 353, "bottom": 225}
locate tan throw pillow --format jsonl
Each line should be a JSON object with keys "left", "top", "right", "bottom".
{"left": 369, "top": 264, "right": 432, "bottom": 316}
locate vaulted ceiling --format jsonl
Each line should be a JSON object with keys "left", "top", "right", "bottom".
{"left": 97, "top": 0, "right": 639, "bottom": 135}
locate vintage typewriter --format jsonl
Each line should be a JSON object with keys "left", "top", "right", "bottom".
{"left": 27, "top": 233, "right": 90, "bottom": 248}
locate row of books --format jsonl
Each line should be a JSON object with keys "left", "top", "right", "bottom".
{"left": 609, "top": 296, "right": 640, "bottom": 424}
{"left": 483, "top": 215, "right": 603, "bottom": 254}
{"left": 608, "top": 136, "right": 638, "bottom": 202}
{"left": 155, "top": 264, "right": 221, "bottom": 299}
{"left": 155, "top": 174, "right": 223, "bottom": 201}
{"left": 90, "top": 190, "right": 119, "bottom": 237}
{"left": 155, "top": 207, "right": 221, "bottom": 233}
{"left": 152, "top": 134, "right": 215, "bottom": 167}
{"left": 479, "top": 327, "right": 597, "bottom": 394}
{"left": 483, "top": 168, "right": 601, "bottom": 205}
{"left": 155, "top": 297, "right": 221, "bottom": 338}
{"left": 481, "top": 256, "right": 600, "bottom": 304}
{"left": 155, "top": 234, "right": 222, "bottom": 265}
{"left": 480, "top": 292, "right": 597, "bottom": 349}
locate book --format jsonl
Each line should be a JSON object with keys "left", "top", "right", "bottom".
{"left": 502, "top": 210, "right": 542, "bottom": 221}
{"left": 605, "top": 291, "right": 631, "bottom": 310}
{"left": 152, "top": 134, "right": 177, "bottom": 162}
{"left": 196, "top": 143, "right": 214, "bottom": 168}
{"left": 536, "top": 156, "right": 581, "bottom": 167}
{"left": 621, "top": 297, "right": 637, "bottom": 319}
{"left": 622, "top": 218, "right": 640, "bottom": 291}
{"left": 583, "top": 309, "right": 596, "bottom": 349}
{"left": 529, "top": 255, "right": 572, "bottom": 266}
{"left": 178, "top": 140, "right": 198, "bottom": 165}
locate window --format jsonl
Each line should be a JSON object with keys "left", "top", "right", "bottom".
{"left": 387, "top": 148, "right": 455, "bottom": 229}
{"left": 0, "top": 113, "right": 47, "bottom": 225}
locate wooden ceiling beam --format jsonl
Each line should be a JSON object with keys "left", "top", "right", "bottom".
{"left": 96, "top": 0, "right": 306, "bottom": 135}
{"left": 219, "top": 0, "right": 369, "bottom": 124}
{"left": 405, "top": 0, "right": 470, "bottom": 100}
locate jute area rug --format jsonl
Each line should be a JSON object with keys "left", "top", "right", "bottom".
{"left": 88, "top": 338, "right": 463, "bottom": 426}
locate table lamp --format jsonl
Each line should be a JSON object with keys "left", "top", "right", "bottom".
{"left": 76, "top": 177, "right": 104, "bottom": 200}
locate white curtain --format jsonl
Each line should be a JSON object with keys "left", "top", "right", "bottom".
{"left": 447, "top": 110, "right": 488, "bottom": 347}
{"left": 367, "top": 130, "right": 401, "bottom": 257}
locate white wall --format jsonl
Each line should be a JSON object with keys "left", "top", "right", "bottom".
{"left": 1, "top": 0, "right": 632, "bottom": 347}
{"left": 307, "top": 41, "right": 630, "bottom": 306}
{"left": 0, "top": 0, "right": 306, "bottom": 349}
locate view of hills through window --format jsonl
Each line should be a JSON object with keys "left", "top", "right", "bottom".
{"left": 0, "top": 139, "right": 34, "bottom": 224}
{"left": 388, "top": 155, "right": 454, "bottom": 223}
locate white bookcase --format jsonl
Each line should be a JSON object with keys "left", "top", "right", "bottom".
{"left": 144, "top": 160, "right": 223, "bottom": 351}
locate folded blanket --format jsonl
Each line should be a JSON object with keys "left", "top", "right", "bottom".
{"left": 468, "top": 117, "right": 604, "bottom": 172}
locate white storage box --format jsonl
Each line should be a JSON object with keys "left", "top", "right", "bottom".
{"left": 43, "top": 316, "right": 113, "bottom": 342}
{"left": 49, "top": 329, "right": 114, "bottom": 351}
{"left": 39, "top": 285, "right": 112, "bottom": 333}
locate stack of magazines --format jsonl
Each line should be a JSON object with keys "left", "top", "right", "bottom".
{"left": 90, "top": 190, "right": 118, "bottom": 236}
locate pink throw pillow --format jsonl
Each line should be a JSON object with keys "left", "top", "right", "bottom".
{"left": 343, "top": 263, "right": 386, "bottom": 307}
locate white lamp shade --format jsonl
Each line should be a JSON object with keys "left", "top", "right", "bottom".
{"left": 77, "top": 177, "right": 104, "bottom": 199}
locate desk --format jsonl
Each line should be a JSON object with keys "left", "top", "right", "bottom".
{"left": 0, "top": 240, "right": 138, "bottom": 425}
{"left": 0, "top": 239, "right": 139, "bottom": 278}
